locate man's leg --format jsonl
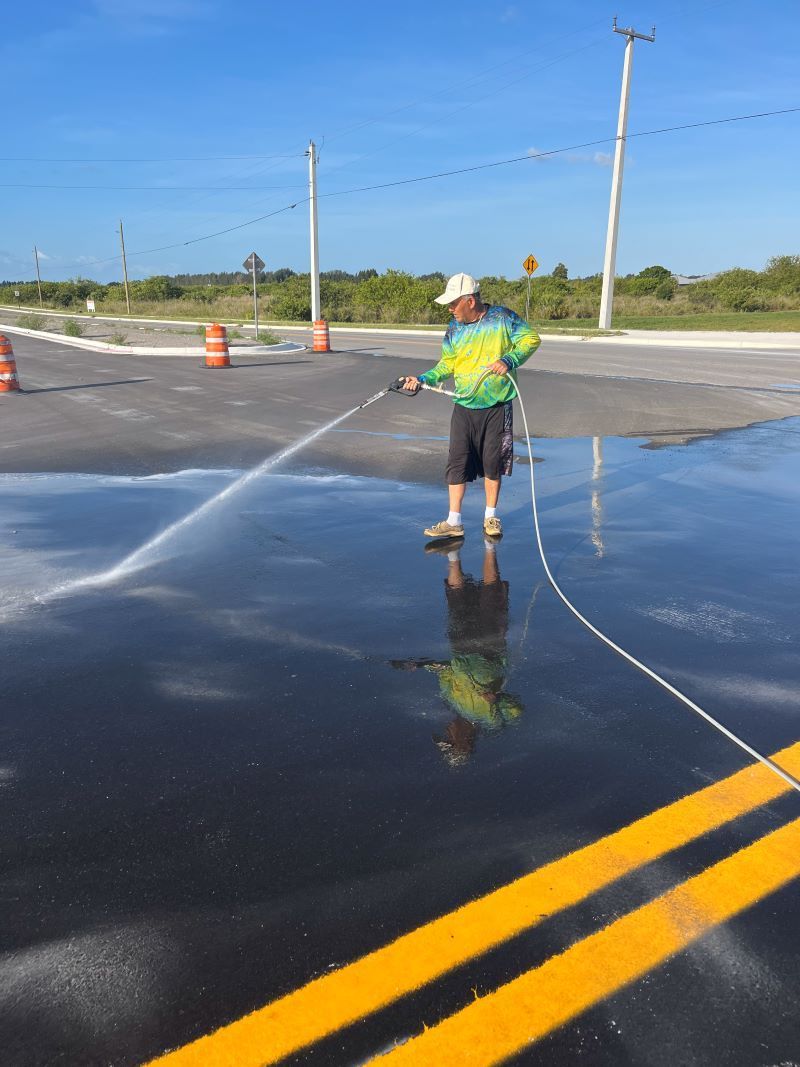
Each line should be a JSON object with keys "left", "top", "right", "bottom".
{"left": 425, "top": 409, "right": 471, "bottom": 539}
{"left": 449, "top": 481, "right": 467, "bottom": 516}
{"left": 484, "top": 477, "right": 501, "bottom": 509}
{"left": 483, "top": 402, "right": 511, "bottom": 538}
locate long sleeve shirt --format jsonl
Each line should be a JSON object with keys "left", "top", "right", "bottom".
{"left": 418, "top": 304, "right": 540, "bottom": 409}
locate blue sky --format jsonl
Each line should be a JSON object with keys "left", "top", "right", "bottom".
{"left": 2, "top": 0, "right": 798, "bottom": 283}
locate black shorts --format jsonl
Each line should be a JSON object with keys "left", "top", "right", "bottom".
{"left": 445, "top": 401, "right": 514, "bottom": 484}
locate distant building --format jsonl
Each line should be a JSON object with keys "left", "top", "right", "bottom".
{"left": 673, "top": 273, "right": 720, "bottom": 286}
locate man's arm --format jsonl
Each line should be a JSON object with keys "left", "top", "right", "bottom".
{"left": 498, "top": 310, "right": 541, "bottom": 373}
{"left": 405, "top": 325, "right": 457, "bottom": 389}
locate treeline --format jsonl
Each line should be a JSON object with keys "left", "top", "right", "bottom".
{"left": 2, "top": 257, "right": 798, "bottom": 323}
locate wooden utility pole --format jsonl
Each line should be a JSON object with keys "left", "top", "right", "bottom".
{"left": 33, "top": 245, "right": 43, "bottom": 308}
{"left": 118, "top": 219, "right": 132, "bottom": 314}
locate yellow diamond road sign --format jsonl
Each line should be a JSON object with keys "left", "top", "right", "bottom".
{"left": 523, "top": 254, "right": 539, "bottom": 276}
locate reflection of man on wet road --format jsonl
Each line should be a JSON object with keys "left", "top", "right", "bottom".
{"left": 392, "top": 541, "right": 523, "bottom": 764}
{"left": 402, "top": 272, "right": 540, "bottom": 541}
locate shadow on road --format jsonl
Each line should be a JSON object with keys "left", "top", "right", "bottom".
{"left": 21, "top": 378, "right": 152, "bottom": 395}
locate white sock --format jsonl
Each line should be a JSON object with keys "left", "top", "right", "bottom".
{"left": 447, "top": 511, "right": 462, "bottom": 526}
{"left": 447, "top": 549, "right": 461, "bottom": 563}
{"left": 485, "top": 506, "right": 497, "bottom": 519}
{"left": 484, "top": 538, "right": 497, "bottom": 552}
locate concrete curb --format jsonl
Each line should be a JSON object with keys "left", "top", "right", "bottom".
{"left": 0, "top": 323, "right": 306, "bottom": 358}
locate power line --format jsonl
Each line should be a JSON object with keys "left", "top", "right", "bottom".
{"left": 47, "top": 104, "right": 800, "bottom": 273}
{"left": 0, "top": 182, "right": 307, "bottom": 191}
{"left": 0, "top": 152, "right": 305, "bottom": 163}
{"left": 319, "top": 106, "right": 800, "bottom": 201}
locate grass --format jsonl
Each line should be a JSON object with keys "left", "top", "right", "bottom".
{"left": 5, "top": 302, "right": 800, "bottom": 335}
{"left": 63, "top": 319, "right": 84, "bottom": 337}
{"left": 601, "top": 310, "right": 800, "bottom": 332}
{"left": 17, "top": 312, "right": 48, "bottom": 330}
{"left": 109, "top": 331, "right": 127, "bottom": 346}
{"left": 255, "top": 329, "right": 280, "bottom": 344}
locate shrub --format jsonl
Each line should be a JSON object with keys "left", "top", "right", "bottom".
{"left": 726, "top": 287, "right": 768, "bottom": 313}
{"left": 18, "top": 313, "right": 47, "bottom": 330}
{"left": 538, "top": 296, "right": 569, "bottom": 320}
{"left": 654, "top": 278, "right": 677, "bottom": 301}
{"left": 762, "top": 255, "right": 800, "bottom": 295}
{"left": 110, "top": 331, "right": 127, "bottom": 345}
{"left": 256, "top": 329, "right": 280, "bottom": 344}
{"left": 63, "top": 318, "right": 84, "bottom": 337}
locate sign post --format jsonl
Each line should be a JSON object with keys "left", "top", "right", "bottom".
{"left": 243, "top": 252, "right": 265, "bottom": 340}
{"left": 14, "top": 290, "right": 20, "bottom": 308}
{"left": 86, "top": 298, "right": 96, "bottom": 313}
{"left": 523, "top": 254, "right": 539, "bottom": 322}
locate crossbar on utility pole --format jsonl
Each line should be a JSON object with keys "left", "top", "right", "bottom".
{"left": 33, "top": 245, "right": 43, "bottom": 308}
{"left": 118, "top": 220, "right": 132, "bottom": 315}
{"left": 307, "top": 140, "right": 321, "bottom": 322}
{"left": 598, "top": 17, "right": 655, "bottom": 330}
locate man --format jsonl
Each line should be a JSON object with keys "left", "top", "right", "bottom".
{"left": 403, "top": 272, "right": 540, "bottom": 540}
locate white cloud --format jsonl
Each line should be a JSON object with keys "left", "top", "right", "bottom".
{"left": 593, "top": 151, "right": 613, "bottom": 167}
{"left": 526, "top": 147, "right": 549, "bottom": 162}
{"left": 500, "top": 5, "right": 519, "bottom": 22}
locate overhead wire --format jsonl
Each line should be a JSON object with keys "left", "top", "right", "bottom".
{"left": 0, "top": 152, "right": 305, "bottom": 163}
{"left": 30, "top": 104, "right": 800, "bottom": 273}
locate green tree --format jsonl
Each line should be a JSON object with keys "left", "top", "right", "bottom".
{"left": 552, "top": 262, "right": 568, "bottom": 280}
{"left": 638, "top": 265, "right": 672, "bottom": 280}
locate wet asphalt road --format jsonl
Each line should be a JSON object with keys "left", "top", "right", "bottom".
{"left": 1, "top": 332, "right": 800, "bottom": 1065}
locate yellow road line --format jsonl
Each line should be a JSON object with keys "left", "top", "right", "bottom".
{"left": 373, "top": 816, "right": 800, "bottom": 1065}
{"left": 145, "top": 742, "right": 800, "bottom": 1067}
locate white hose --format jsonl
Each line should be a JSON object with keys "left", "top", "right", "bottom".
{"left": 506, "top": 373, "right": 800, "bottom": 794}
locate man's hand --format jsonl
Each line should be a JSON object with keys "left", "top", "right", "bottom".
{"left": 401, "top": 376, "right": 421, "bottom": 392}
{"left": 488, "top": 360, "right": 509, "bottom": 376}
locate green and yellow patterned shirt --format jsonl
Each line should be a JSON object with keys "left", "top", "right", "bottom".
{"left": 419, "top": 304, "right": 540, "bottom": 409}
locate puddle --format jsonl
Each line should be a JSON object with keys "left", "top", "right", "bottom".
{"left": 2, "top": 420, "right": 800, "bottom": 1064}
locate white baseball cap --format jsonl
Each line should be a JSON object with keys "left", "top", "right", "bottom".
{"left": 433, "top": 272, "right": 480, "bottom": 305}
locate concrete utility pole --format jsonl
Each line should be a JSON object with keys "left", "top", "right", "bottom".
{"left": 118, "top": 220, "right": 132, "bottom": 315}
{"left": 33, "top": 245, "right": 43, "bottom": 308}
{"left": 598, "top": 18, "right": 655, "bottom": 330}
{"left": 307, "top": 140, "right": 321, "bottom": 322}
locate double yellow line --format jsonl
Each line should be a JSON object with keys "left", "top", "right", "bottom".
{"left": 147, "top": 742, "right": 800, "bottom": 1067}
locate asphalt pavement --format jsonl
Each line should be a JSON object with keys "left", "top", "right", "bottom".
{"left": 1, "top": 329, "right": 800, "bottom": 1066}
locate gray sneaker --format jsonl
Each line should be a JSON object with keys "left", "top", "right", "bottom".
{"left": 424, "top": 519, "right": 465, "bottom": 539}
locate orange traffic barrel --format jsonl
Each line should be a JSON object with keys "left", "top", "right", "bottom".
{"left": 312, "top": 319, "right": 331, "bottom": 353}
{"left": 0, "top": 334, "right": 21, "bottom": 393}
{"left": 204, "top": 323, "right": 231, "bottom": 368}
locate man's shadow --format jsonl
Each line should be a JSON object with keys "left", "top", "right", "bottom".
{"left": 391, "top": 542, "right": 523, "bottom": 765}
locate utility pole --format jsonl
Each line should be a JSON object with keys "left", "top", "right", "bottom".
{"left": 252, "top": 258, "right": 259, "bottom": 339}
{"left": 307, "top": 139, "right": 321, "bottom": 322}
{"left": 118, "top": 219, "right": 132, "bottom": 315}
{"left": 33, "top": 245, "right": 43, "bottom": 308}
{"left": 598, "top": 18, "right": 655, "bottom": 330}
